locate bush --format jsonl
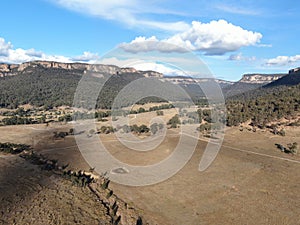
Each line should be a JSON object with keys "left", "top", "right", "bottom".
{"left": 167, "top": 115, "right": 180, "bottom": 128}
{"left": 278, "top": 129, "right": 286, "bottom": 136}
{"left": 0, "top": 142, "right": 31, "bottom": 154}
{"left": 197, "top": 123, "right": 211, "bottom": 132}
{"left": 100, "top": 126, "right": 115, "bottom": 134}
{"left": 288, "top": 142, "right": 298, "bottom": 154}
{"left": 275, "top": 142, "right": 298, "bottom": 154}
{"left": 53, "top": 131, "right": 69, "bottom": 139}
{"left": 156, "top": 110, "right": 164, "bottom": 116}
{"left": 150, "top": 123, "right": 159, "bottom": 134}
{"left": 139, "top": 124, "right": 150, "bottom": 133}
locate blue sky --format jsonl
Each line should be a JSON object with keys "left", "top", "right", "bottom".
{"left": 0, "top": 0, "right": 299, "bottom": 80}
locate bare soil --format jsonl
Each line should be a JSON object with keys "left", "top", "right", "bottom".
{"left": 0, "top": 154, "right": 111, "bottom": 225}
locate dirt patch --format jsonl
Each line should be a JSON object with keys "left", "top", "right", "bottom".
{"left": 0, "top": 155, "right": 111, "bottom": 225}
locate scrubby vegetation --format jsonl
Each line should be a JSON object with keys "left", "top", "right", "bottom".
{"left": 129, "top": 104, "right": 174, "bottom": 114}
{"left": 62, "top": 170, "right": 96, "bottom": 187}
{"left": 275, "top": 142, "right": 298, "bottom": 154}
{"left": 167, "top": 114, "right": 181, "bottom": 128}
{"left": 0, "top": 142, "right": 31, "bottom": 154}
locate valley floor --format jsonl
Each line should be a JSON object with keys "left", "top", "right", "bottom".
{"left": 0, "top": 123, "right": 299, "bottom": 224}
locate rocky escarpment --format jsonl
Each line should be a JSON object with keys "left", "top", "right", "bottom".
{"left": 239, "top": 73, "right": 285, "bottom": 84}
{"left": 0, "top": 61, "right": 163, "bottom": 78}
{"left": 289, "top": 67, "right": 300, "bottom": 74}
{"left": 223, "top": 73, "right": 286, "bottom": 97}
{"left": 160, "top": 76, "right": 234, "bottom": 88}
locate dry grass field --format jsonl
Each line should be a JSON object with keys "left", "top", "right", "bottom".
{"left": 0, "top": 119, "right": 299, "bottom": 224}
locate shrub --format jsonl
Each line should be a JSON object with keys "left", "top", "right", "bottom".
{"left": 167, "top": 114, "right": 180, "bottom": 128}
{"left": 156, "top": 110, "right": 164, "bottom": 116}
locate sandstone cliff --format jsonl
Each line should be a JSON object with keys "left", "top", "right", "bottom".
{"left": 0, "top": 61, "right": 163, "bottom": 78}
{"left": 239, "top": 73, "right": 285, "bottom": 84}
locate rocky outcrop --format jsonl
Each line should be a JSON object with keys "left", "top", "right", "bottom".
{"left": 239, "top": 74, "right": 285, "bottom": 84}
{"left": 141, "top": 70, "right": 164, "bottom": 78}
{"left": 0, "top": 64, "right": 11, "bottom": 72}
{"left": 0, "top": 61, "right": 163, "bottom": 78}
{"left": 289, "top": 67, "right": 300, "bottom": 74}
{"left": 160, "top": 76, "right": 234, "bottom": 86}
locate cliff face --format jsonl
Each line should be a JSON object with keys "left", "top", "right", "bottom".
{"left": 289, "top": 67, "right": 300, "bottom": 74}
{"left": 0, "top": 61, "right": 163, "bottom": 78}
{"left": 160, "top": 76, "right": 233, "bottom": 86}
{"left": 239, "top": 74, "right": 285, "bottom": 84}
{"left": 223, "top": 73, "right": 287, "bottom": 97}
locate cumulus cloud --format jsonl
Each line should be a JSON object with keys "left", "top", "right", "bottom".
{"left": 0, "top": 37, "right": 98, "bottom": 64}
{"left": 71, "top": 51, "right": 100, "bottom": 62}
{"left": 119, "top": 20, "right": 263, "bottom": 55}
{"left": 266, "top": 55, "right": 300, "bottom": 66}
{"left": 0, "top": 38, "right": 13, "bottom": 56}
{"left": 119, "top": 36, "right": 188, "bottom": 53}
{"left": 51, "top": 0, "right": 189, "bottom": 32}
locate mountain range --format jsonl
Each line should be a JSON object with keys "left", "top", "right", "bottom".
{"left": 0, "top": 60, "right": 299, "bottom": 109}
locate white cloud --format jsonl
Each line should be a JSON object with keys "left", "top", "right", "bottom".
{"left": 52, "top": 0, "right": 137, "bottom": 22}
{"left": 0, "top": 37, "right": 99, "bottom": 64}
{"left": 98, "top": 57, "right": 142, "bottom": 68}
{"left": 138, "top": 20, "right": 190, "bottom": 33}
{"left": 0, "top": 38, "right": 13, "bottom": 56}
{"left": 133, "top": 62, "right": 186, "bottom": 76}
{"left": 71, "top": 51, "right": 100, "bottom": 62}
{"left": 51, "top": 0, "right": 189, "bottom": 32}
{"left": 98, "top": 57, "right": 188, "bottom": 76}
{"left": 266, "top": 55, "right": 300, "bottom": 66}
{"left": 215, "top": 4, "right": 260, "bottom": 16}
{"left": 119, "top": 36, "right": 188, "bottom": 53}
{"left": 228, "top": 53, "right": 256, "bottom": 61}
{"left": 119, "top": 20, "right": 263, "bottom": 55}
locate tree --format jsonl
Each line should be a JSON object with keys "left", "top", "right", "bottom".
{"left": 202, "top": 109, "right": 212, "bottom": 123}
{"left": 156, "top": 110, "right": 164, "bottom": 116}
{"left": 167, "top": 114, "right": 180, "bottom": 128}
{"left": 288, "top": 142, "right": 298, "bottom": 154}
{"left": 138, "top": 107, "right": 146, "bottom": 113}
{"left": 139, "top": 124, "right": 150, "bottom": 133}
{"left": 150, "top": 123, "right": 158, "bottom": 134}
{"left": 158, "top": 123, "right": 164, "bottom": 130}
{"left": 122, "top": 125, "right": 130, "bottom": 133}
{"left": 278, "top": 129, "right": 286, "bottom": 136}
{"left": 130, "top": 124, "right": 139, "bottom": 133}
{"left": 89, "top": 129, "right": 95, "bottom": 135}
{"left": 100, "top": 126, "right": 108, "bottom": 133}
{"left": 197, "top": 123, "right": 211, "bottom": 132}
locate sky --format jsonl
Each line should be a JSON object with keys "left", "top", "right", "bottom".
{"left": 0, "top": 0, "right": 300, "bottom": 81}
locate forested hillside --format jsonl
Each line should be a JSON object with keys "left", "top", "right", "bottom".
{"left": 226, "top": 84, "right": 300, "bottom": 126}
{"left": 1, "top": 61, "right": 300, "bottom": 128}
{"left": 0, "top": 66, "right": 81, "bottom": 108}
{"left": 0, "top": 64, "right": 163, "bottom": 109}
